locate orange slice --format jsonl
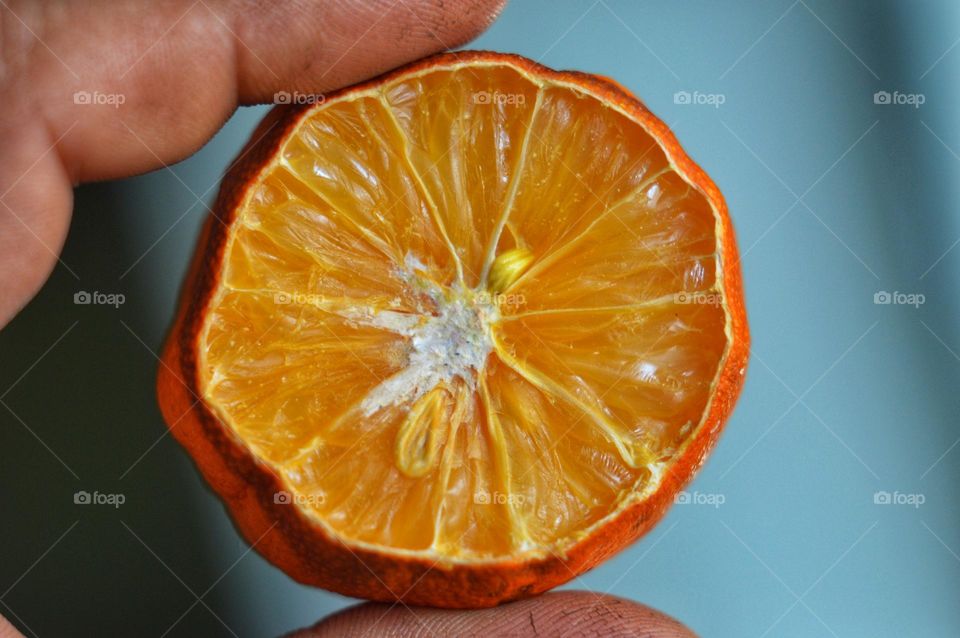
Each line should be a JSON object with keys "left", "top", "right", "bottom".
{"left": 157, "top": 51, "right": 749, "bottom": 608}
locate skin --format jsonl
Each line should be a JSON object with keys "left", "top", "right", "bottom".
{"left": 289, "top": 592, "right": 695, "bottom": 637}
{"left": 0, "top": 1, "right": 698, "bottom": 635}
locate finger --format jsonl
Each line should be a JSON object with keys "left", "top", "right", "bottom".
{"left": 25, "top": 0, "right": 507, "bottom": 181}
{"left": 287, "top": 591, "right": 699, "bottom": 637}
{"left": 0, "top": 117, "right": 75, "bottom": 326}
{"left": 0, "top": 612, "right": 26, "bottom": 638}
{"left": 0, "top": 0, "right": 505, "bottom": 326}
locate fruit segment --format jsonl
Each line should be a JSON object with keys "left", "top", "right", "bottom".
{"left": 493, "top": 302, "right": 727, "bottom": 466}
{"left": 489, "top": 85, "right": 672, "bottom": 273}
{"left": 202, "top": 291, "right": 408, "bottom": 462}
{"left": 381, "top": 66, "right": 542, "bottom": 286}
{"left": 196, "top": 60, "right": 733, "bottom": 561}
{"left": 281, "top": 96, "right": 456, "bottom": 286}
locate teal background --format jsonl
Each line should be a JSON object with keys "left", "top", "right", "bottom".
{"left": 2, "top": 1, "right": 959, "bottom": 636}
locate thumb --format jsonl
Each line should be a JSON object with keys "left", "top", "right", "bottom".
{"left": 288, "top": 591, "right": 698, "bottom": 637}
{"left": 0, "top": 613, "right": 25, "bottom": 638}
{"left": 0, "top": 0, "right": 506, "bottom": 327}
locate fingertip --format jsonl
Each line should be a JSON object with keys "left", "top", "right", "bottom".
{"left": 0, "top": 122, "right": 74, "bottom": 327}
{"left": 0, "top": 612, "right": 26, "bottom": 638}
{"left": 288, "top": 591, "right": 697, "bottom": 638}
{"left": 232, "top": 0, "right": 510, "bottom": 103}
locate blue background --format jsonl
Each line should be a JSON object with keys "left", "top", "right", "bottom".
{"left": 1, "top": 1, "right": 958, "bottom": 636}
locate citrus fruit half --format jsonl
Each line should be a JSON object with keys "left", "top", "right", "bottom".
{"left": 157, "top": 51, "right": 749, "bottom": 608}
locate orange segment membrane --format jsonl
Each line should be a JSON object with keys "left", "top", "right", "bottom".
{"left": 197, "top": 62, "right": 729, "bottom": 561}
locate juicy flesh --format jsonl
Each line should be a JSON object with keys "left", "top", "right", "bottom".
{"left": 199, "top": 63, "right": 728, "bottom": 560}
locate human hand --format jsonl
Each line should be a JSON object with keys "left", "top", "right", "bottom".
{"left": 0, "top": 1, "right": 698, "bottom": 635}
{"left": 0, "top": 0, "right": 508, "bottom": 326}
{"left": 289, "top": 591, "right": 695, "bottom": 637}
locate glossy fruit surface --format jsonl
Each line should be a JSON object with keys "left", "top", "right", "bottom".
{"left": 157, "top": 50, "right": 749, "bottom": 608}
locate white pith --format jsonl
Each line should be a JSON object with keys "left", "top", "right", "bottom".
{"left": 192, "top": 57, "right": 742, "bottom": 565}
{"left": 355, "top": 253, "right": 497, "bottom": 416}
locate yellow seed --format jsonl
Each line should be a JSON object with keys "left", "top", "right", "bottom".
{"left": 395, "top": 388, "right": 449, "bottom": 478}
{"left": 488, "top": 247, "right": 534, "bottom": 293}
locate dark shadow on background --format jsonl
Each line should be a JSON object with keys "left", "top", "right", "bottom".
{"left": 0, "top": 182, "right": 227, "bottom": 637}
{"left": 868, "top": 3, "right": 960, "bottom": 484}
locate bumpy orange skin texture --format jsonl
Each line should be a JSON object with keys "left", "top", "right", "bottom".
{"left": 157, "top": 51, "right": 749, "bottom": 608}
